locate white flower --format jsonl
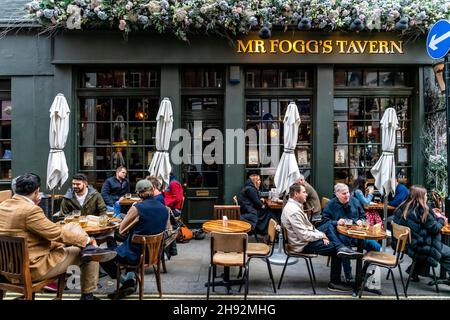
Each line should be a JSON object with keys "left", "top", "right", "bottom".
{"left": 119, "top": 19, "right": 127, "bottom": 30}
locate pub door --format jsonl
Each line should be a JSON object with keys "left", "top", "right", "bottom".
{"left": 181, "top": 97, "right": 224, "bottom": 224}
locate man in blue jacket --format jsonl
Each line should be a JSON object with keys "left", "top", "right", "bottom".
{"left": 101, "top": 179, "right": 169, "bottom": 299}
{"left": 322, "top": 183, "right": 381, "bottom": 284}
{"left": 387, "top": 179, "right": 409, "bottom": 207}
{"left": 101, "top": 166, "right": 130, "bottom": 217}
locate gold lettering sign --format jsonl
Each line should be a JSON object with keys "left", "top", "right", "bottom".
{"left": 196, "top": 190, "right": 210, "bottom": 196}
{"left": 236, "top": 39, "right": 403, "bottom": 54}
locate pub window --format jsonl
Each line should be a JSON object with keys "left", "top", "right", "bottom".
{"left": 81, "top": 68, "right": 160, "bottom": 88}
{"left": 181, "top": 68, "right": 224, "bottom": 88}
{"left": 246, "top": 68, "right": 312, "bottom": 89}
{"left": 0, "top": 79, "right": 12, "bottom": 185}
{"left": 245, "top": 97, "right": 312, "bottom": 191}
{"left": 333, "top": 96, "right": 411, "bottom": 187}
{"left": 78, "top": 68, "right": 160, "bottom": 190}
{"left": 334, "top": 68, "right": 410, "bottom": 87}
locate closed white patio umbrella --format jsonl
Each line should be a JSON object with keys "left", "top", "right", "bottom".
{"left": 46, "top": 93, "right": 70, "bottom": 218}
{"left": 274, "top": 102, "right": 301, "bottom": 195}
{"left": 370, "top": 107, "right": 398, "bottom": 249}
{"left": 148, "top": 97, "right": 173, "bottom": 188}
{"left": 271, "top": 102, "right": 301, "bottom": 265}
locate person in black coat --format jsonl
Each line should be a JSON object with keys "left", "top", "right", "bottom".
{"left": 237, "top": 174, "right": 276, "bottom": 234}
{"left": 393, "top": 185, "right": 450, "bottom": 280}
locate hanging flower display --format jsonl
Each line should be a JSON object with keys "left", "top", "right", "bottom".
{"left": 24, "top": 0, "right": 450, "bottom": 41}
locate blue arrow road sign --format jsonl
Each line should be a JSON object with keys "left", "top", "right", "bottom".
{"left": 427, "top": 19, "right": 450, "bottom": 59}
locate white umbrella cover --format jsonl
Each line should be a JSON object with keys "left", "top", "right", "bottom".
{"left": 148, "top": 97, "right": 173, "bottom": 188}
{"left": 274, "top": 102, "right": 301, "bottom": 195}
{"left": 370, "top": 107, "right": 398, "bottom": 196}
{"left": 46, "top": 93, "right": 70, "bottom": 190}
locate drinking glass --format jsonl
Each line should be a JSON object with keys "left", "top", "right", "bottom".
{"left": 361, "top": 219, "right": 369, "bottom": 230}
{"left": 125, "top": 193, "right": 132, "bottom": 199}
{"left": 72, "top": 210, "right": 81, "bottom": 222}
{"left": 345, "top": 219, "right": 353, "bottom": 228}
{"left": 64, "top": 214, "right": 74, "bottom": 224}
{"left": 106, "top": 211, "right": 114, "bottom": 219}
{"left": 79, "top": 216, "right": 88, "bottom": 228}
{"left": 98, "top": 214, "right": 108, "bottom": 227}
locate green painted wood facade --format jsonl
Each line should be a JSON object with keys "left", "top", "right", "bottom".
{"left": 0, "top": 30, "right": 432, "bottom": 207}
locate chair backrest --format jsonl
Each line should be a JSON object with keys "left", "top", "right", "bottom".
{"left": 321, "top": 197, "right": 330, "bottom": 209}
{"left": 0, "top": 190, "right": 12, "bottom": 204}
{"left": 213, "top": 205, "right": 241, "bottom": 220}
{"left": 210, "top": 232, "right": 248, "bottom": 264}
{"left": 132, "top": 232, "right": 164, "bottom": 267}
{"left": 267, "top": 218, "right": 278, "bottom": 245}
{"left": 391, "top": 221, "right": 410, "bottom": 254}
{"left": 0, "top": 235, "right": 31, "bottom": 285}
{"left": 280, "top": 226, "right": 290, "bottom": 254}
{"left": 232, "top": 195, "right": 239, "bottom": 206}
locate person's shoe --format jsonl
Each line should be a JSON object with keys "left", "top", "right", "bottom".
{"left": 327, "top": 281, "right": 353, "bottom": 293}
{"left": 44, "top": 281, "right": 58, "bottom": 292}
{"left": 169, "top": 248, "right": 178, "bottom": 256}
{"left": 405, "top": 265, "right": 420, "bottom": 282}
{"left": 107, "top": 279, "right": 136, "bottom": 300}
{"left": 80, "top": 293, "right": 101, "bottom": 300}
{"left": 81, "top": 245, "right": 117, "bottom": 264}
{"left": 337, "top": 246, "right": 363, "bottom": 259}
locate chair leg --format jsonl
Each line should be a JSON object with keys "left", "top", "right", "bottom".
{"left": 161, "top": 248, "right": 167, "bottom": 273}
{"left": 397, "top": 265, "right": 407, "bottom": 298}
{"left": 358, "top": 262, "right": 370, "bottom": 298}
{"left": 304, "top": 258, "right": 316, "bottom": 295}
{"left": 116, "top": 265, "right": 121, "bottom": 296}
{"left": 139, "top": 268, "right": 144, "bottom": 300}
{"left": 265, "top": 258, "right": 277, "bottom": 293}
{"left": 326, "top": 256, "right": 331, "bottom": 267}
{"left": 153, "top": 265, "right": 162, "bottom": 298}
{"left": 277, "top": 256, "right": 290, "bottom": 289}
{"left": 431, "top": 267, "right": 440, "bottom": 293}
{"left": 244, "top": 265, "right": 249, "bottom": 300}
{"left": 56, "top": 273, "right": 66, "bottom": 300}
{"left": 389, "top": 269, "right": 399, "bottom": 300}
{"left": 308, "top": 258, "right": 316, "bottom": 283}
{"left": 206, "top": 265, "right": 212, "bottom": 300}
{"left": 0, "top": 289, "right": 4, "bottom": 300}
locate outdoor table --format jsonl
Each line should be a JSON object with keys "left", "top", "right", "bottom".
{"left": 202, "top": 219, "right": 252, "bottom": 293}
{"left": 337, "top": 225, "right": 387, "bottom": 296}
{"left": 119, "top": 197, "right": 141, "bottom": 206}
{"left": 59, "top": 217, "right": 121, "bottom": 236}
{"left": 364, "top": 203, "right": 396, "bottom": 212}
{"left": 266, "top": 200, "right": 283, "bottom": 210}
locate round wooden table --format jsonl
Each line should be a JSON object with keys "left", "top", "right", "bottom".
{"left": 119, "top": 197, "right": 141, "bottom": 206}
{"left": 202, "top": 219, "right": 251, "bottom": 233}
{"left": 337, "top": 225, "right": 387, "bottom": 295}
{"left": 60, "top": 218, "right": 121, "bottom": 236}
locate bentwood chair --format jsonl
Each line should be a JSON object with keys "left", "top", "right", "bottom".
{"left": 278, "top": 226, "right": 318, "bottom": 294}
{"left": 359, "top": 222, "right": 410, "bottom": 299}
{"left": 213, "top": 205, "right": 241, "bottom": 220}
{"left": 115, "top": 232, "right": 164, "bottom": 299}
{"left": 0, "top": 235, "right": 65, "bottom": 300}
{"left": 0, "top": 190, "right": 12, "bottom": 203}
{"left": 207, "top": 232, "right": 249, "bottom": 300}
{"left": 246, "top": 218, "right": 278, "bottom": 293}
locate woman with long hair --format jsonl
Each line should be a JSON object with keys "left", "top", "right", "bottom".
{"left": 393, "top": 185, "right": 450, "bottom": 281}
{"left": 351, "top": 175, "right": 373, "bottom": 207}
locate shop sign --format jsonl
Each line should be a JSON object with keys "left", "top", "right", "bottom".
{"left": 237, "top": 39, "right": 403, "bottom": 55}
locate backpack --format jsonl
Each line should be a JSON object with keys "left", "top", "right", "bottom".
{"left": 177, "top": 222, "right": 193, "bottom": 243}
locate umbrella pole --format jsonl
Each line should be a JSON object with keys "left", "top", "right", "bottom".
{"left": 51, "top": 188, "right": 55, "bottom": 222}
{"left": 382, "top": 196, "right": 388, "bottom": 251}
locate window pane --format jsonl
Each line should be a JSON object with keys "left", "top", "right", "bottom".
{"left": 363, "top": 69, "right": 378, "bottom": 86}
{"left": 347, "top": 70, "right": 362, "bottom": 86}
{"left": 348, "top": 98, "right": 364, "bottom": 120}
{"left": 96, "top": 99, "right": 111, "bottom": 122}
{"left": 246, "top": 99, "right": 261, "bottom": 119}
{"left": 81, "top": 69, "right": 159, "bottom": 88}
{"left": 333, "top": 98, "right": 347, "bottom": 121}
{"left": 261, "top": 69, "right": 277, "bottom": 88}
{"left": 334, "top": 69, "right": 346, "bottom": 86}
{"left": 181, "top": 68, "right": 224, "bottom": 88}
{"left": 379, "top": 71, "right": 394, "bottom": 86}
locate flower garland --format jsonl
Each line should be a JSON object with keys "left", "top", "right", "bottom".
{"left": 24, "top": 0, "right": 450, "bottom": 41}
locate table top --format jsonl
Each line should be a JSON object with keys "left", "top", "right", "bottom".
{"left": 60, "top": 218, "right": 121, "bottom": 236}
{"left": 266, "top": 200, "right": 283, "bottom": 210}
{"left": 119, "top": 197, "right": 141, "bottom": 206}
{"left": 364, "top": 203, "right": 396, "bottom": 211}
{"left": 441, "top": 224, "right": 450, "bottom": 235}
{"left": 337, "top": 225, "right": 387, "bottom": 241}
{"left": 202, "top": 219, "right": 252, "bottom": 233}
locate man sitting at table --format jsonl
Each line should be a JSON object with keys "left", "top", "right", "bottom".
{"left": 237, "top": 173, "right": 278, "bottom": 235}
{"left": 61, "top": 173, "right": 107, "bottom": 217}
{"left": 282, "top": 183, "right": 362, "bottom": 292}
{"left": 101, "top": 179, "right": 170, "bottom": 299}
{"left": 295, "top": 174, "right": 322, "bottom": 222}
{"left": 101, "top": 166, "right": 130, "bottom": 218}
{"left": 322, "top": 183, "right": 381, "bottom": 285}
{"left": 0, "top": 173, "right": 117, "bottom": 300}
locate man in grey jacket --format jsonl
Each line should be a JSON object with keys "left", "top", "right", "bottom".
{"left": 281, "top": 183, "right": 362, "bottom": 292}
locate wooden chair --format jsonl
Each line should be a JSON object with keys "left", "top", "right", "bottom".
{"left": 358, "top": 222, "right": 410, "bottom": 299}
{"left": 321, "top": 197, "right": 330, "bottom": 209}
{"left": 431, "top": 191, "right": 444, "bottom": 211}
{"left": 277, "top": 226, "right": 318, "bottom": 294}
{"left": 207, "top": 232, "right": 249, "bottom": 300}
{"left": 115, "top": 232, "right": 164, "bottom": 300}
{"left": 161, "top": 208, "right": 180, "bottom": 273}
{"left": 0, "top": 235, "right": 65, "bottom": 300}
{"left": 213, "top": 205, "right": 241, "bottom": 220}
{"left": 246, "top": 218, "right": 278, "bottom": 293}
{"left": 0, "top": 190, "right": 12, "bottom": 203}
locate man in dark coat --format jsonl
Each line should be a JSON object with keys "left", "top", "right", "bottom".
{"left": 101, "top": 166, "right": 130, "bottom": 217}
{"left": 237, "top": 174, "right": 276, "bottom": 234}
